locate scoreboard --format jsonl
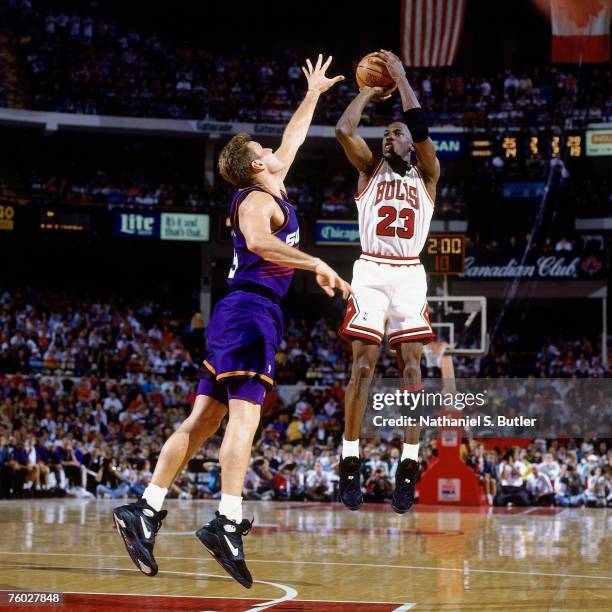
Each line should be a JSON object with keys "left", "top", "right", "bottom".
{"left": 422, "top": 233, "right": 466, "bottom": 275}
{"left": 470, "top": 132, "right": 584, "bottom": 159}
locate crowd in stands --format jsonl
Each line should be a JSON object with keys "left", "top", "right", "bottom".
{"left": 466, "top": 441, "right": 612, "bottom": 508}
{"left": 0, "top": 288, "right": 205, "bottom": 379}
{"left": 1, "top": 289, "right": 609, "bottom": 383}
{"left": 534, "top": 338, "right": 609, "bottom": 378}
{"left": 3, "top": 4, "right": 610, "bottom": 127}
{"left": 1, "top": 371, "right": 610, "bottom": 506}
{"left": 467, "top": 335, "right": 609, "bottom": 379}
{"left": 24, "top": 168, "right": 467, "bottom": 218}
{"left": 1, "top": 288, "right": 610, "bottom": 504}
{"left": 0, "top": 121, "right": 467, "bottom": 218}
{"left": 470, "top": 230, "right": 599, "bottom": 255}
{"left": 29, "top": 172, "right": 212, "bottom": 211}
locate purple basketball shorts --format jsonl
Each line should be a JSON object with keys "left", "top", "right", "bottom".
{"left": 196, "top": 290, "right": 283, "bottom": 406}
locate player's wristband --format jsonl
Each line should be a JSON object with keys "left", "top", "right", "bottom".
{"left": 403, "top": 107, "right": 429, "bottom": 143}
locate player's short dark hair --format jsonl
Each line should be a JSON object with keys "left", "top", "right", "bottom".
{"left": 218, "top": 132, "right": 259, "bottom": 187}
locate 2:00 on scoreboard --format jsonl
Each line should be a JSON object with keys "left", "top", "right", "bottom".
{"left": 423, "top": 233, "right": 466, "bottom": 275}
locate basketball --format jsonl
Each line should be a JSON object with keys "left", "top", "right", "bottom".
{"left": 356, "top": 52, "right": 397, "bottom": 95}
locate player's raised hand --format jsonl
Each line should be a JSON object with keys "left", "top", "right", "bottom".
{"left": 373, "top": 49, "right": 406, "bottom": 83}
{"left": 314, "top": 261, "right": 352, "bottom": 299}
{"left": 302, "top": 54, "right": 345, "bottom": 94}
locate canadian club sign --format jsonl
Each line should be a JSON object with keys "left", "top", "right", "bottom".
{"left": 460, "top": 253, "right": 604, "bottom": 280}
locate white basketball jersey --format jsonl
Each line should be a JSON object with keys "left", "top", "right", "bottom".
{"left": 355, "top": 158, "right": 434, "bottom": 258}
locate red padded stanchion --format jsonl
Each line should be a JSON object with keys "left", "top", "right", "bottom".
{"left": 417, "top": 411, "right": 485, "bottom": 506}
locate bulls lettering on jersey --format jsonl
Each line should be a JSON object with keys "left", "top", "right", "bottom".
{"left": 355, "top": 158, "right": 434, "bottom": 258}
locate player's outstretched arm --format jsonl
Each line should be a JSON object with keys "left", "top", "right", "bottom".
{"left": 375, "top": 50, "right": 440, "bottom": 186}
{"left": 275, "top": 54, "right": 344, "bottom": 181}
{"left": 239, "top": 191, "right": 352, "bottom": 299}
{"left": 335, "top": 87, "right": 383, "bottom": 176}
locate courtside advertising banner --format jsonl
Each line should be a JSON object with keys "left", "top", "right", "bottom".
{"left": 113, "top": 211, "right": 160, "bottom": 239}
{"left": 430, "top": 132, "right": 465, "bottom": 158}
{"left": 160, "top": 213, "right": 210, "bottom": 241}
{"left": 315, "top": 220, "right": 360, "bottom": 245}
{"left": 112, "top": 212, "right": 210, "bottom": 241}
{"left": 586, "top": 129, "right": 612, "bottom": 156}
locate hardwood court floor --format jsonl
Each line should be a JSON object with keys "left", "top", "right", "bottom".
{"left": 0, "top": 499, "right": 610, "bottom": 611}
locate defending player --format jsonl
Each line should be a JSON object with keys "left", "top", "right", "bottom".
{"left": 113, "top": 55, "right": 350, "bottom": 588}
{"left": 335, "top": 50, "right": 439, "bottom": 514}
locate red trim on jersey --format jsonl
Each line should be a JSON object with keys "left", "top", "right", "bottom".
{"left": 361, "top": 261, "right": 423, "bottom": 268}
{"left": 360, "top": 260, "right": 423, "bottom": 268}
{"left": 388, "top": 302, "right": 434, "bottom": 345}
{"left": 260, "top": 271, "right": 294, "bottom": 279}
{"left": 413, "top": 166, "right": 436, "bottom": 207}
{"left": 338, "top": 296, "right": 383, "bottom": 345}
{"left": 350, "top": 324, "right": 384, "bottom": 338}
{"left": 388, "top": 325, "right": 432, "bottom": 339}
{"left": 261, "top": 264, "right": 293, "bottom": 272}
{"left": 339, "top": 327, "right": 383, "bottom": 345}
{"left": 360, "top": 252, "right": 423, "bottom": 268}
{"left": 354, "top": 158, "right": 385, "bottom": 201}
{"left": 389, "top": 331, "right": 436, "bottom": 346}
{"left": 261, "top": 263, "right": 292, "bottom": 271}
{"left": 362, "top": 251, "right": 420, "bottom": 260}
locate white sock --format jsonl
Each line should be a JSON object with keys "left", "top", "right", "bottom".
{"left": 401, "top": 443, "right": 419, "bottom": 462}
{"left": 142, "top": 483, "right": 168, "bottom": 512}
{"left": 218, "top": 493, "right": 243, "bottom": 522}
{"left": 342, "top": 437, "right": 359, "bottom": 459}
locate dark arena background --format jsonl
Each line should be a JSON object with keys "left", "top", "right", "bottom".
{"left": 0, "top": 0, "right": 610, "bottom": 610}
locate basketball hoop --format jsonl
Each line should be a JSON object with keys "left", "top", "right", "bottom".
{"left": 423, "top": 341, "right": 449, "bottom": 369}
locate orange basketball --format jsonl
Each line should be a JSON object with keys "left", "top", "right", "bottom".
{"left": 355, "top": 53, "right": 397, "bottom": 96}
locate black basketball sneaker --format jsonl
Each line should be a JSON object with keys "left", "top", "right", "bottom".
{"left": 113, "top": 498, "right": 167, "bottom": 576}
{"left": 391, "top": 458, "right": 421, "bottom": 514}
{"left": 339, "top": 456, "right": 363, "bottom": 511}
{"left": 195, "top": 512, "right": 254, "bottom": 589}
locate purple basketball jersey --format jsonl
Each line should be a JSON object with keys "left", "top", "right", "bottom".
{"left": 227, "top": 186, "right": 299, "bottom": 299}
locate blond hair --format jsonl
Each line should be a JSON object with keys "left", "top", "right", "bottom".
{"left": 218, "top": 132, "right": 259, "bottom": 187}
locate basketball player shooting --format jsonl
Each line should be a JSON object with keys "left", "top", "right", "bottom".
{"left": 113, "top": 54, "right": 350, "bottom": 588}
{"left": 336, "top": 49, "right": 439, "bottom": 514}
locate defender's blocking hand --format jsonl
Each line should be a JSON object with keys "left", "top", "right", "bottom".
{"left": 315, "top": 261, "right": 352, "bottom": 299}
{"left": 302, "top": 54, "right": 345, "bottom": 94}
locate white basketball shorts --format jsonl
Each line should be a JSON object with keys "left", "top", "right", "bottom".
{"left": 339, "top": 253, "right": 435, "bottom": 346}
